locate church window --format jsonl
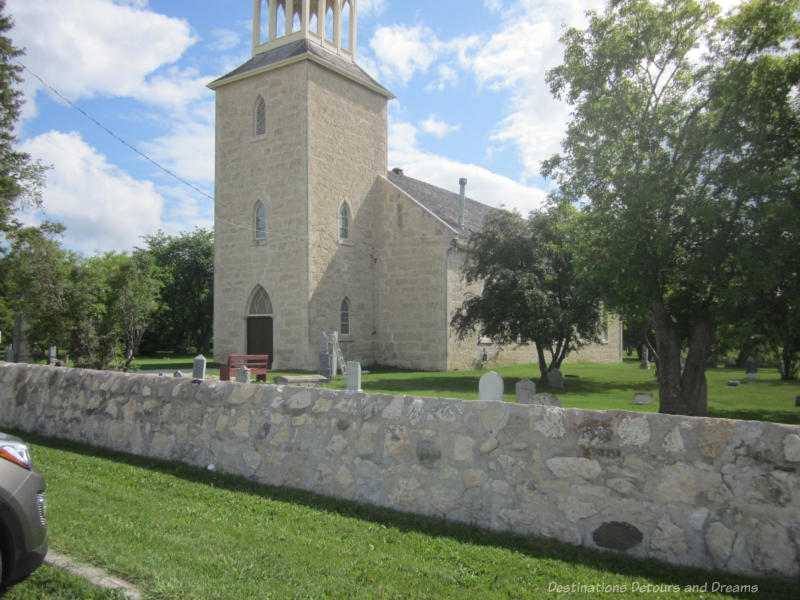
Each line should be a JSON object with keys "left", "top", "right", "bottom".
{"left": 339, "top": 202, "right": 350, "bottom": 240}
{"left": 341, "top": 1, "right": 351, "bottom": 50}
{"left": 250, "top": 286, "right": 273, "bottom": 315}
{"left": 340, "top": 298, "right": 350, "bottom": 336}
{"left": 255, "top": 96, "right": 266, "bottom": 136}
{"left": 255, "top": 201, "right": 266, "bottom": 240}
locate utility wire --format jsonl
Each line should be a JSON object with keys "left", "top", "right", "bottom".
{"left": 17, "top": 60, "right": 215, "bottom": 203}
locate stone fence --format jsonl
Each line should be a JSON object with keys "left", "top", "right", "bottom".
{"left": 1, "top": 362, "right": 798, "bottom": 580}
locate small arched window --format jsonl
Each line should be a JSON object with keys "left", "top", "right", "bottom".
{"left": 339, "top": 202, "right": 350, "bottom": 240}
{"left": 254, "top": 96, "right": 266, "bottom": 136}
{"left": 255, "top": 201, "right": 266, "bottom": 240}
{"left": 340, "top": 298, "right": 350, "bottom": 336}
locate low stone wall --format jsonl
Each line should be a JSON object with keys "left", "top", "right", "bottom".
{"left": 1, "top": 362, "right": 798, "bottom": 580}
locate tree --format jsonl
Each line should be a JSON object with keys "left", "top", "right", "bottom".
{"left": 110, "top": 253, "right": 160, "bottom": 371}
{"left": 451, "top": 205, "right": 604, "bottom": 382}
{"left": 139, "top": 229, "right": 213, "bottom": 354}
{"left": 543, "top": 0, "right": 800, "bottom": 414}
{"left": 0, "top": 0, "right": 47, "bottom": 233}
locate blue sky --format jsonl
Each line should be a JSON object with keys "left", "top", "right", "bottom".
{"left": 9, "top": 0, "right": 740, "bottom": 254}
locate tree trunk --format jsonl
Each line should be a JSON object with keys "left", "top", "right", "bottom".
{"left": 536, "top": 344, "right": 549, "bottom": 381}
{"left": 648, "top": 299, "right": 711, "bottom": 416}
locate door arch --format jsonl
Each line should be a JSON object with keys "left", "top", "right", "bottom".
{"left": 247, "top": 286, "right": 274, "bottom": 368}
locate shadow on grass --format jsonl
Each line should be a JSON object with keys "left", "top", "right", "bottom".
{"left": 19, "top": 430, "right": 794, "bottom": 599}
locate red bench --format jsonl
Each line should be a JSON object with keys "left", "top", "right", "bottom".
{"left": 219, "top": 354, "right": 269, "bottom": 382}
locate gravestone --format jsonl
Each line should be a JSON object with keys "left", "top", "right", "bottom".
{"left": 193, "top": 355, "right": 207, "bottom": 380}
{"left": 640, "top": 345, "right": 650, "bottom": 370}
{"left": 173, "top": 370, "right": 183, "bottom": 378}
{"left": 745, "top": 357, "right": 758, "bottom": 381}
{"left": 318, "top": 332, "right": 330, "bottom": 377}
{"left": 633, "top": 393, "right": 655, "bottom": 405}
{"left": 515, "top": 378, "right": 536, "bottom": 404}
{"left": 4, "top": 345, "right": 12, "bottom": 362}
{"left": 330, "top": 331, "right": 339, "bottom": 378}
{"left": 48, "top": 346, "right": 57, "bottom": 366}
{"left": 726, "top": 380, "right": 741, "bottom": 387}
{"left": 346, "top": 361, "right": 362, "bottom": 392}
{"left": 531, "top": 393, "right": 563, "bottom": 408}
{"left": 545, "top": 368, "right": 564, "bottom": 389}
{"left": 479, "top": 371, "right": 504, "bottom": 402}
{"left": 236, "top": 365, "right": 251, "bottom": 383}
{"left": 724, "top": 357, "right": 737, "bottom": 368}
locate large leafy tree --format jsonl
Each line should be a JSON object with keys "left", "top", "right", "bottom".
{"left": 0, "top": 0, "right": 46, "bottom": 234}
{"left": 543, "top": 0, "right": 800, "bottom": 414}
{"left": 451, "top": 205, "right": 604, "bottom": 381}
{"left": 140, "top": 228, "right": 213, "bottom": 354}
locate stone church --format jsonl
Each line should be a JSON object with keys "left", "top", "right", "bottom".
{"left": 210, "top": 0, "right": 621, "bottom": 371}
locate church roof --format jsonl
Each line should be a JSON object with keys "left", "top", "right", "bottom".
{"left": 208, "top": 39, "right": 393, "bottom": 98}
{"left": 386, "top": 169, "right": 498, "bottom": 238}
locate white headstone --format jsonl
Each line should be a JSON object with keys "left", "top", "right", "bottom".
{"left": 48, "top": 346, "right": 57, "bottom": 365}
{"left": 330, "top": 332, "right": 339, "bottom": 377}
{"left": 633, "top": 393, "right": 655, "bottom": 405}
{"left": 479, "top": 371, "right": 504, "bottom": 402}
{"left": 346, "top": 361, "right": 362, "bottom": 392}
{"left": 193, "top": 354, "right": 207, "bottom": 380}
{"left": 236, "top": 365, "right": 251, "bottom": 383}
{"left": 515, "top": 378, "right": 537, "bottom": 404}
{"left": 173, "top": 370, "right": 183, "bottom": 378}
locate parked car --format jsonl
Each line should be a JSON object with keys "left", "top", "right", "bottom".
{"left": 0, "top": 433, "right": 47, "bottom": 592}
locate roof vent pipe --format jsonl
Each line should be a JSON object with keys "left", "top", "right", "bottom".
{"left": 458, "top": 178, "right": 467, "bottom": 230}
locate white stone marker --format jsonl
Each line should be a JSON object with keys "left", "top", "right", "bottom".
{"left": 346, "top": 361, "right": 362, "bottom": 392}
{"left": 479, "top": 371, "right": 504, "bottom": 402}
{"left": 193, "top": 355, "right": 207, "bottom": 380}
{"left": 236, "top": 365, "right": 251, "bottom": 383}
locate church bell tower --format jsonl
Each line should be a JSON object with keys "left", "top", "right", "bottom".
{"left": 209, "top": 0, "right": 393, "bottom": 370}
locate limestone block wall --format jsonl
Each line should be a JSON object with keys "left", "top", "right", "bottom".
{"left": 2, "top": 362, "right": 798, "bottom": 580}
{"left": 305, "top": 62, "right": 388, "bottom": 366}
{"left": 213, "top": 61, "right": 311, "bottom": 368}
{"left": 372, "top": 178, "right": 452, "bottom": 370}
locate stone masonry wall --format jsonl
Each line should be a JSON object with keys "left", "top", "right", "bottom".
{"left": 1, "top": 362, "right": 798, "bottom": 580}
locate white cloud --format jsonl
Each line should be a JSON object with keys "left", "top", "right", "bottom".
{"left": 389, "top": 119, "right": 547, "bottom": 216}
{"left": 140, "top": 108, "right": 215, "bottom": 184}
{"left": 420, "top": 115, "right": 460, "bottom": 138}
{"left": 9, "top": 0, "right": 197, "bottom": 117}
{"left": 19, "top": 131, "right": 164, "bottom": 254}
{"left": 360, "top": 0, "right": 388, "bottom": 17}
{"left": 209, "top": 28, "right": 243, "bottom": 52}
{"left": 370, "top": 24, "right": 439, "bottom": 84}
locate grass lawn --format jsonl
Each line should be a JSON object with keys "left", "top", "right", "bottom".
{"left": 129, "top": 355, "right": 799, "bottom": 425}
{"left": 6, "top": 432, "right": 794, "bottom": 599}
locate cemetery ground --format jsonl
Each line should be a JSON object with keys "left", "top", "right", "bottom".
{"left": 4, "top": 431, "right": 794, "bottom": 600}
{"left": 129, "top": 355, "right": 800, "bottom": 425}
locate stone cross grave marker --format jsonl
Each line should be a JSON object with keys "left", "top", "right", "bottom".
{"left": 193, "top": 355, "right": 207, "bottom": 380}
{"left": 236, "top": 365, "right": 251, "bottom": 383}
{"left": 346, "top": 361, "right": 362, "bottom": 392}
{"left": 640, "top": 345, "right": 650, "bottom": 370}
{"left": 479, "top": 371, "right": 504, "bottom": 402}
{"left": 515, "top": 378, "right": 537, "bottom": 404}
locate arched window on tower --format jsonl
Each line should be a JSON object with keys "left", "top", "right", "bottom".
{"left": 339, "top": 202, "right": 350, "bottom": 240}
{"left": 340, "top": 298, "right": 350, "bottom": 336}
{"left": 255, "top": 201, "right": 266, "bottom": 240}
{"left": 254, "top": 96, "right": 266, "bottom": 136}
{"left": 277, "top": 2, "right": 287, "bottom": 37}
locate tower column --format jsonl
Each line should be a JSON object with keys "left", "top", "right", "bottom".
{"left": 269, "top": 0, "right": 278, "bottom": 41}
{"left": 301, "top": 0, "right": 309, "bottom": 34}
{"left": 286, "top": 0, "right": 294, "bottom": 33}
{"left": 316, "top": 0, "right": 325, "bottom": 38}
{"left": 252, "top": 0, "right": 262, "bottom": 53}
{"left": 349, "top": 0, "right": 356, "bottom": 55}
{"left": 333, "top": 0, "right": 341, "bottom": 50}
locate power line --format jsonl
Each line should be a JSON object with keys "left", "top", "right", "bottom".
{"left": 17, "top": 60, "right": 215, "bottom": 203}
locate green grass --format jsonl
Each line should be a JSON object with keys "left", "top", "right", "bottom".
{"left": 5, "top": 563, "right": 126, "bottom": 599}
{"left": 131, "top": 354, "right": 799, "bottom": 424}
{"left": 10, "top": 432, "right": 794, "bottom": 599}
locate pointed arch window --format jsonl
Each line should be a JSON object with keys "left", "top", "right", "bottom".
{"left": 254, "top": 96, "right": 266, "bottom": 136}
{"left": 339, "top": 202, "right": 350, "bottom": 240}
{"left": 340, "top": 297, "right": 350, "bottom": 336}
{"left": 255, "top": 201, "right": 266, "bottom": 240}
{"left": 250, "top": 286, "right": 273, "bottom": 316}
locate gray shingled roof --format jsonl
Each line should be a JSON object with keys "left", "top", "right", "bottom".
{"left": 386, "top": 169, "right": 497, "bottom": 238}
{"left": 209, "top": 39, "right": 392, "bottom": 97}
